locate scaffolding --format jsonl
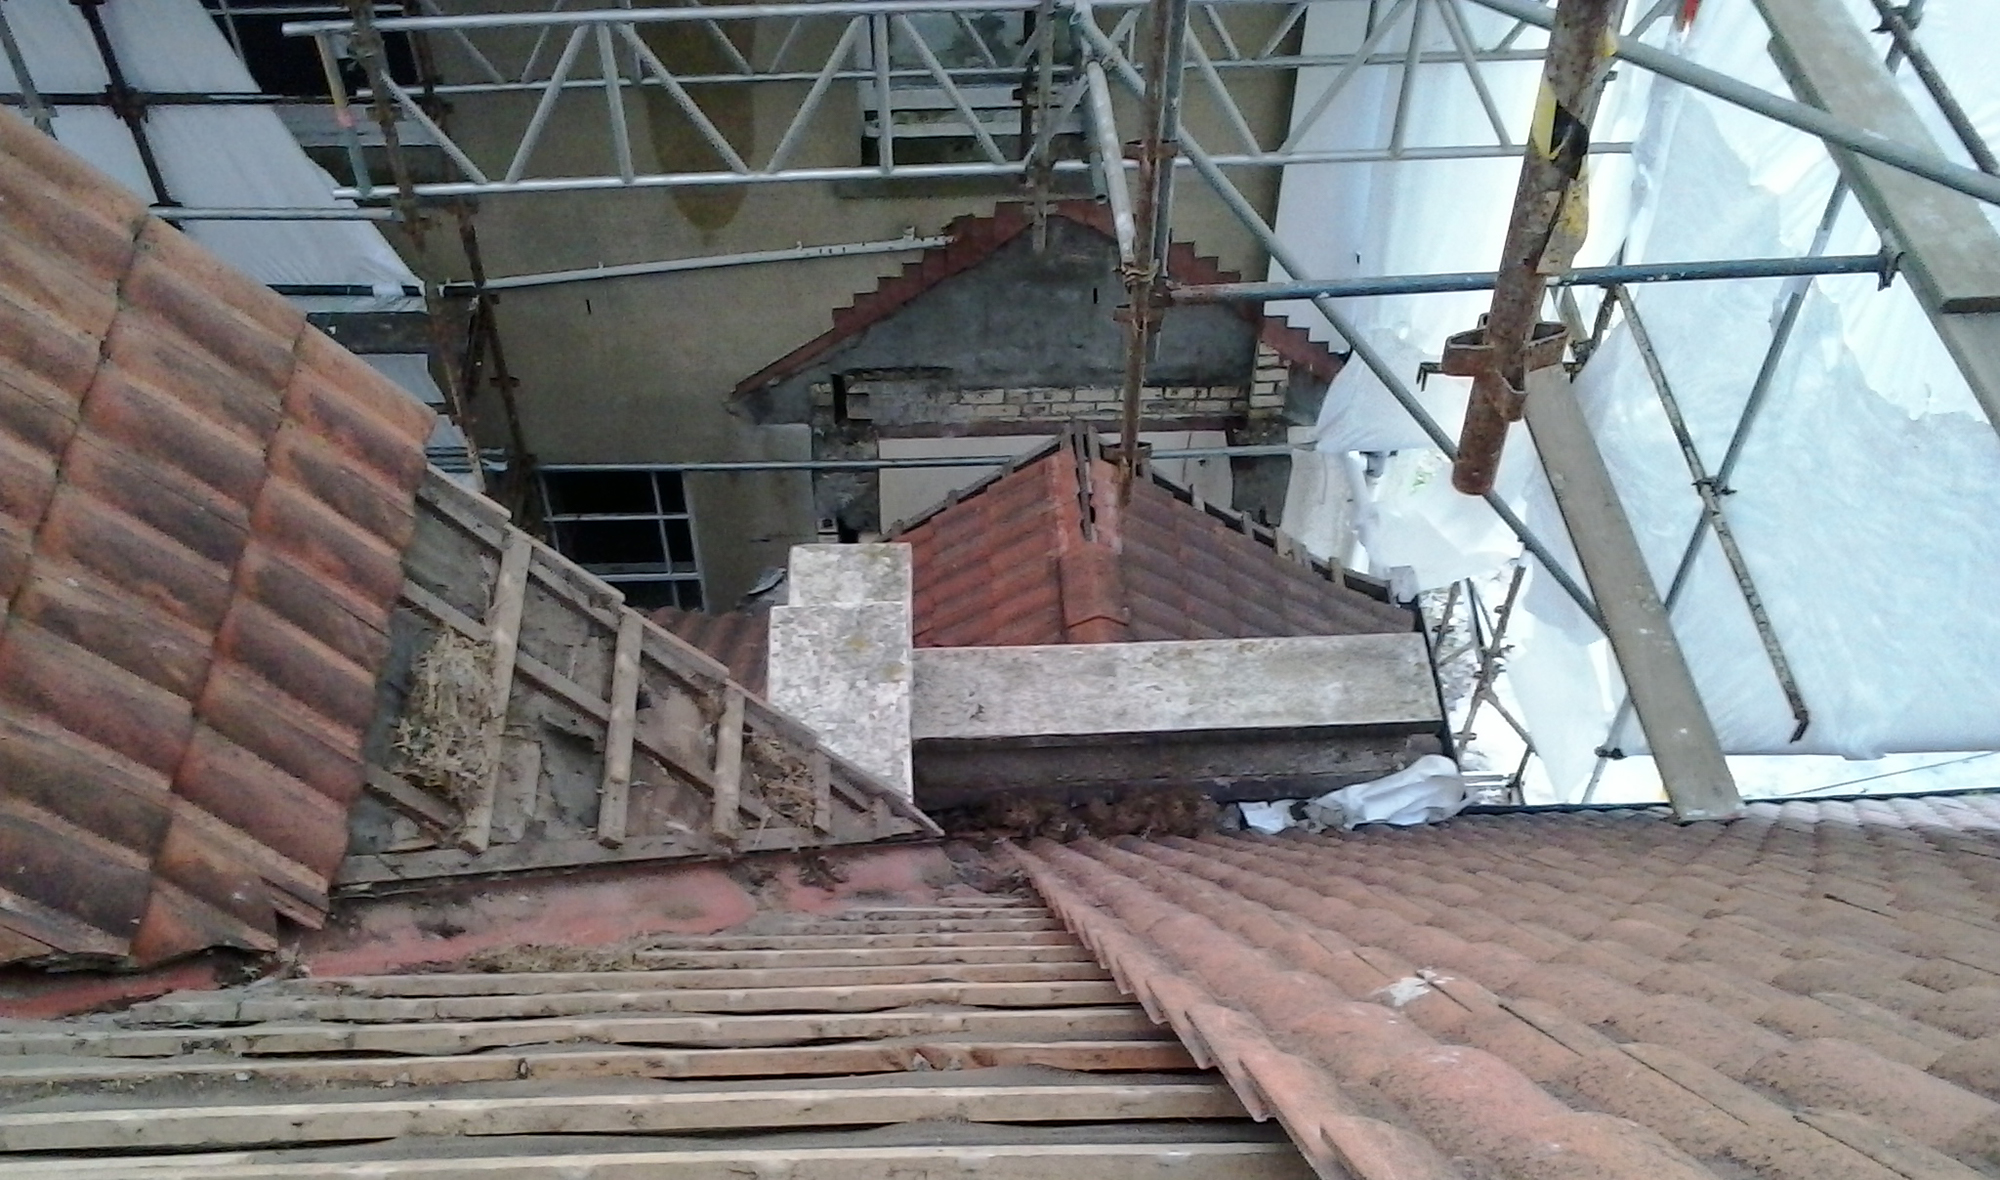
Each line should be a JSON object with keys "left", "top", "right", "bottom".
{"left": 8, "top": 0, "right": 1998, "bottom": 814}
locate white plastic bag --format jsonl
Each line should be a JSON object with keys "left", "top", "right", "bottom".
{"left": 1301, "top": 755, "right": 1468, "bottom": 831}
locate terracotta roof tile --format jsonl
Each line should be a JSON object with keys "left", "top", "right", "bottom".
{"left": 897, "top": 440, "right": 1414, "bottom": 649}
{"left": 1015, "top": 796, "right": 2000, "bottom": 1178}
{"left": 0, "top": 110, "right": 434, "bottom": 967}
{"left": 650, "top": 605, "right": 772, "bottom": 698}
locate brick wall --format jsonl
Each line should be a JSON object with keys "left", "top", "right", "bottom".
{"left": 811, "top": 375, "right": 1252, "bottom": 429}
{"left": 1249, "top": 341, "right": 1288, "bottom": 420}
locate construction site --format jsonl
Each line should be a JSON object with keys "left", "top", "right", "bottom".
{"left": 4, "top": 0, "right": 2000, "bottom": 1176}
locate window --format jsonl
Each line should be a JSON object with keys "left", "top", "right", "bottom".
{"left": 540, "top": 470, "right": 704, "bottom": 611}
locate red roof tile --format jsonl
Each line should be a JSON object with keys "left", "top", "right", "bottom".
{"left": 657, "top": 441, "right": 1412, "bottom": 677}
{"left": 899, "top": 439, "right": 1414, "bottom": 648}
{"left": 732, "top": 200, "right": 1343, "bottom": 398}
{"left": 0, "top": 111, "right": 434, "bottom": 967}
{"left": 651, "top": 604, "right": 771, "bottom": 698}
{"left": 1016, "top": 795, "right": 2000, "bottom": 1179}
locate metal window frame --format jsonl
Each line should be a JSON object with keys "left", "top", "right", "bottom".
{"left": 539, "top": 468, "right": 707, "bottom": 610}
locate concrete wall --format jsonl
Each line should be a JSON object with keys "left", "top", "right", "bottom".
{"left": 911, "top": 634, "right": 1443, "bottom": 739}
{"left": 767, "top": 545, "right": 915, "bottom": 796}
{"left": 410, "top": 5, "right": 1298, "bottom": 604}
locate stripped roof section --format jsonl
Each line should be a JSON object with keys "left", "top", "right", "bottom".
{"left": 731, "top": 201, "right": 1343, "bottom": 398}
{"left": 1016, "top": 795, "right": 2000, "bottom": 1179}
{"left": 0, "top": 110, "right": 435, "bottom": 967}
{"left": 897, "top": 441, "right": 1414, "bottom": 649}
{"left": 650, "top": 604, "right": 770, "bottom": 697}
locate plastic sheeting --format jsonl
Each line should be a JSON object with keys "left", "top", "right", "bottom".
{"left": 1233, "top": 755, "right": 1470, "bottom": 832}
{"left": 1271, "top": 1, "right": 2000, "bottom": 798}
{"left": 0, "top": 0, "right": 415, "bottom": 292}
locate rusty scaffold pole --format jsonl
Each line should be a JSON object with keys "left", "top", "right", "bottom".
{"left": 1113, "top": 0, "right": 1191, "bottom": 501}
{"left": 1446, "top": 0, "right": 1619, "bottom": 496}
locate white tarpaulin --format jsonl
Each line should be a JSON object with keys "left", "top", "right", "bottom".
{"left": 1271, "top": 1, "right": 2000, "bottom": 797}
{"left": 0, "top": 0, "right": 415, "bottom": 292}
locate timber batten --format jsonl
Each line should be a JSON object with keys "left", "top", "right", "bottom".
{"left": 345, "top": 471, "right": 937, "bottom": 889}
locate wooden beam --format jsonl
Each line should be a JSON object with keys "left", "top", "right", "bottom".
{"left": 810, "top": 747, "right": 833, "bottom": 833}
{"left": 397, "top": 579, "right": 483, "bottom": 640}
{"left": 631, "top": 929, "right": 1078, "bottom": 950}
{"left": 358, "top": 767, "right": 456, "bottom": 837}
{"left": 0, "top": 1038, "right": 1195, "bottom": 1089}
{"left": 712, "top": 685, "right": 744, "bottom": 841}
{"left": 593, "top": 944, "right": 1092, "bottom": 970}
{"left": 461, "top": 532, "right": 532, "bottom": 851}
{"left": 125, "top": 980, "right": 1132, "bottom": 1026}
{"left": 597, "top": 610, "right": 644, "bottom": 847}
{"left": 7, "top": 1141, "right": 1311, "bottom": 1180}
{"left": 415, "top": 469, "right": 510, "bottom": 543}
{"left": 276, "top": 961, "right": 1113, "bottom": 997}
{"left": 511, "top": 651, "right": 723, "bottom": 799}
{"left": 0, "top": 1079, "right": 1245, "bottom": 1152}
{"left": 0, "top": 1005, "right": 1162, "bottom": 1061}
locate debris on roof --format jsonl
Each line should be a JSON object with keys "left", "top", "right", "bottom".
{"left": 1016, "top": 794, "right": 2000, "bottom": 1179}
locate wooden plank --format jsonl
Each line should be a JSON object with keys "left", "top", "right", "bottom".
{"left": 0, "top": 1079, "right": 1245, "bottom": 1152}
{"left": 837, "top": 907, "right": 1051, "bottom": 919}
{"left": 513, "top": 651, "right": 720, "bottom": 796}
{"left": 334, "top": 820, "right": 831, "bottom": 886}
{"left": 360, "top": 766, "right": 457, "bottom": 836}
{"left": 523, "top": 538, "right": 624, "bottom": 630}
{"left": 126, "top": 980, "right": 1133, "bottom": 1025}
{"left": 632, "top": 940, "right": 1088, "bottom": 956}
{"left": 6, "top": 1141, "right": 1312, "bottom": 1180}
{"left": 0, "top": 1005, "right": 1162, "bottom": 1060}
{"left": 658, "top": 917, "right": 1067, "bottom": 935}
{"left": 596, "top": 610, "right": 644, "bottom": 847}
{"left": 0, "top": 1038, "right": 1195, "bottom": 1089}
{"left": 415, "top": 469, "right": 510, "bottom": 543}
{"left": 711, "top": 684, "right": 745, "bottom": 840}
{"left": 626, "top": 944, "right": 1088, "bottom": 970}
{"left": 638, "top": 611, "right": 734, "bottom": 686}
{"left": 399, "top": 579, "right": 484, "bottom": 640}
{"left": 462, "top": 532, "right": 533, "bottom": 852}
{"left": 277, "top": 961, "right": 1114, "bottom": 997}
{"left": 489, "top": 736, "right": 542, "bottom": 845}
{"left": 810, "top": 747, "right": 833, "bottom": 833}
{"left": 336, "top": 830, "right": 712, "bottom": 887}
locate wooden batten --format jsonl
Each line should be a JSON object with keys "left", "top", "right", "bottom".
{"left": 597, "top": 611, "right": 644, "bottom": 847}
{"left": 463, "top": 532, "right": 532, "bottom": 852}
{"left": 712, "top": 686, "right": 746, "bottom": 841}
{"left": 344, "top": 472, "right": 939, "bottom": 890}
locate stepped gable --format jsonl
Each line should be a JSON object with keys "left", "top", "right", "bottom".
{"left": 0, "top": 109, "right": 436, "bottom": 967}
{"left": 732, "top": 200, "right": 1342, "bottom": 399}
{"left": 1018, "top": 793, "right": 2000, "bottom": 1180}
{"left": 891, "top": 439, "right": 1413, "bottom": 649}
